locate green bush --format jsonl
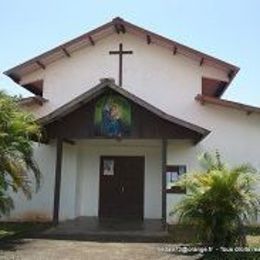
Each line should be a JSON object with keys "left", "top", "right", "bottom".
{"left": 171, "top": 151, "right": 260, "bottom": 249}
{"left": 0, "top": 91, "right": 41, "bottom": 217}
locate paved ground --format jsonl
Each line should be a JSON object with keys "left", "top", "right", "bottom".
{"left": 0, "top": 239, "right": 200, "bottom": 260}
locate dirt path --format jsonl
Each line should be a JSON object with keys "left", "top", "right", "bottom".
{"left": 0, "top": 239, "right": 199, "bottom": 260}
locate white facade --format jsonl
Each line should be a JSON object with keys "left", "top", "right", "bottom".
{"left": 6, "top": 140, "right": 163, "bottom": 221}
{"left": 4, "top": 26, "right": 260, "bottom": 224}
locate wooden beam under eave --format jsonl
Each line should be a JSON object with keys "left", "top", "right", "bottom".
{"left": 173, "top": 46, "right": 177, "bottom": 55}
{"left": 146, "top": 35, "right": 151, "bottom": 44}
{"left": 61, "top": 47, "right": 71, "bottom": 57}
{"left": 193, "top": 135, "right": 203, "bottom": 145}
{"left": 113, "top": 22, "right": 126, "bottom": 34}
{"left": 9, "top": 73, "right": 21, "bottom": 84}
{"left": 228, "top": 70, "right": 234, "bottom": 80}
{"left": 34, "top": 98, "right": 45, "bottom": 106}
{"left": 120, "top": 24, "right": 126, "bottom": 33}
{"left": 195, "top": 94, "right": 205, "bottom": 105}
{"left": 114, "top": 23, "right": 121, "bottom": 34}
{"left": 36, "top": 60, "right": 46, "bottom": 70}
{"left": 200, "top": 57, "right": 204, "bottom": 66}
{"left": 88, "top": 35, "right": 95, "bottom": 46}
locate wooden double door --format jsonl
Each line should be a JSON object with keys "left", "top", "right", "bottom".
{"left": 99, "top": 156, "right": 144, "bottom": 220}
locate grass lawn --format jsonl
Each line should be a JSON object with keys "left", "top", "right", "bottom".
{"left": 168, "top": 224, "right": 260, "bottom": 246}
{"left": 0, "top": 222, "right": 51, "bottom": 240}
{"left": 167, "top": 225, "right": 260, "bottom": 259}
{"left": 246, "top": 225, "right": 260, "bottom": 247}
{"left": 247, "top": 235, "right": 260, "bottom": 247}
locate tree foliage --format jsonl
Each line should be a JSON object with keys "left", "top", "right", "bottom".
{"left": 0, "top": 91, "right": 41, "bottom": 216}
{"left": 172, "top": 151, "right": 260, "bottom": 248}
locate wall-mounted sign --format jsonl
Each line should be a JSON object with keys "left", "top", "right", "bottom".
{"left": 94, "top": 95, "right": 131, "bottom": 137}
{"left": 103, "top": 159, "right": 114, "bottom": 176}
{"left": 166, "top": 171, "right": 178, "bottom": 189}
{"left": 166, "top": 165, "right": 187, "bottom": 193}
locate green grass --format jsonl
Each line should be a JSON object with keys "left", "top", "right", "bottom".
{"left": 168, "top": 224, "right": 260, "bottom": 246}
{"left": 247, "top": 235, "right": 260, "bottom": 247}
{"left": 0, "top": 229, "right": 14, "bottom": 239}
{"left": 0, "top": 222, "right": 51, "bottom": 240}
{"left": 167, "top": 224, "right": 260, "bottom": 259}
{"left": 246, "top": 225, "right": 260, "bottom": 248}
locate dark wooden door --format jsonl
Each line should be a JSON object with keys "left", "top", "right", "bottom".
{"left": 99, "top": 156, "right": 144, "bottom": 219}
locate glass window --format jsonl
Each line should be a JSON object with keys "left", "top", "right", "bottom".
{"left": 166, "top": 165, "right": 186, "bottom": 193}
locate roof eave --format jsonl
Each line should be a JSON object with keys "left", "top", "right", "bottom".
{"left": 218, "top": 68, "right": 240, "bottom": 97}
{"left": 18, "top": 96, "right": 48, "bottom": 106}
{"left": 3, "top": 19, "right": 115, "bottom": 79}
{"left": 195, "top": 94, "right": 260, "bottom": 114}
{"left": 39, "top": 79, "right": 210, "bottom": 143}
{"left": 117, "top": 17, "right": 239, "bottom": 73}
{"left": 4, "top": 17, "right": 239, "bottom": 90}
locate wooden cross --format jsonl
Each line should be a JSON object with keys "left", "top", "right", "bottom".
{"left": 109, "top": 43, "right": 133, "bottom": 86}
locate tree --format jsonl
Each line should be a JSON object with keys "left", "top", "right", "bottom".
{"left": 0, "top": 91, "right": 41, "bottom": 216}
{"left": 171, "top": 151, "right": 260, "bottom": 249}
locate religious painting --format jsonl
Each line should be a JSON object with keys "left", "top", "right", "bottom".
{"left": 94, "top": 95, "right": 131, "bottom": 137}
{"left": 103, "top": 159, "right": 114, "bottom": 176}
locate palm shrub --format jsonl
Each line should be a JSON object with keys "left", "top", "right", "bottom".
{"left": 0, "top": 91, "right": 41, "bottom": 216}
{"left": 171, "top": 151, "right": 260, "bottom": 248}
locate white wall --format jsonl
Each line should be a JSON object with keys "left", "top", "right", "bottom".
{"left": 15, "top": 30, "right": 260, "bottom": 224}
{"left": 59, "top": 143, "right": 78, "bottom": 220}
{"left": 166, "top": 115, "right": 260, "bottom": 224}
{"left": 0, "top": 139, "right": 163, "bottom": 222}
{"left": 74, "top": 139, "right": 162, "bottom": 220}
{"left": 1, "top": 142, "right": 56, "bottom": 222}
{"left": 19, "top": 32, "right": 228, "bottom": 119}
{"left": 166, "top": 140, "right": 200, "bottom": 223}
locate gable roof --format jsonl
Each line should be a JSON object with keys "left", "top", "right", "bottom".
{"left": 4, "top": 17, "right": 239, "bottom": 97}
{"left": 39, "top": 79, "right": 210, "bottom": 143}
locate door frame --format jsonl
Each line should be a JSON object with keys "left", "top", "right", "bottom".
{"left": 98, "top": 155, "right": 145, "bottom": 220}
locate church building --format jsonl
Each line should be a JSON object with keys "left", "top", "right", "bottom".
{"left": 3, "top": 17, "right": 260, "bottom": 226}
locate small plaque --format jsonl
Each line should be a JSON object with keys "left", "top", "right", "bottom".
{"left": 103, "top": 159, "right": 114, "bottom": 176}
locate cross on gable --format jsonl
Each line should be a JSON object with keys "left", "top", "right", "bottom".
{"left": 109, "top": 43, "right": 133, "bottom": 86}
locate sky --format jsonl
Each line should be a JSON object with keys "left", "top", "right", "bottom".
{"left": 0, "top": 0, "right": 260, "bottom": 106}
